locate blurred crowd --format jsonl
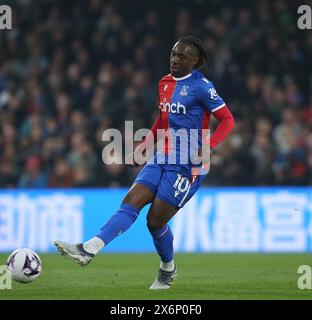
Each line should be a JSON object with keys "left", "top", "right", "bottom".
{"left": 0, "top": 0, "right": 311, "bottom": 188}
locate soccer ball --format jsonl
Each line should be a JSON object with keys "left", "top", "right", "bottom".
{"left": 6, "top": 248, "right": 42, "bottom": 283}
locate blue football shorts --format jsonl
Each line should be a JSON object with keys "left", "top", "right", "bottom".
{"left": 134, "top": 158, "right": 206, "bottom": 208}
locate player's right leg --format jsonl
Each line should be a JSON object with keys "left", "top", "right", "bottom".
{"left": 53, "top": 241, "right": 95, "bottom": 266}
{"left": 54, "top": 183, "right": 154, "bottom": 266}
{"left": 54, "top": 162, "right": 162, "bottom": 266}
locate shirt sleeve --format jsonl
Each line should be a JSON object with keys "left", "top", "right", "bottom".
{"left": 210, "top": 105, "right": 235, "bottom": 149}
{"left": 197, "top": 79, "right": 226, "bottom": 112}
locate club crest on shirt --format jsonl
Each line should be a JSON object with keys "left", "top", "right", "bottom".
{"left": 180, "top": 85, "right": 188, "bottom": 96}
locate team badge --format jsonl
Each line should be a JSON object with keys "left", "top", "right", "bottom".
{"left": 180, "top": 85, "right": 188, "bottom": 96}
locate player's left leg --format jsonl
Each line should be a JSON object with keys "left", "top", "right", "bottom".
{"left": 147, "top": 171, "right": 205, "bottom": 289}
{"left": 147, "top": 197, "right": 179, "bottom": 289}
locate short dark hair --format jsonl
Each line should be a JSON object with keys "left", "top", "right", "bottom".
{"left": 178, "top": 35, "right": 209, "bottom": 70}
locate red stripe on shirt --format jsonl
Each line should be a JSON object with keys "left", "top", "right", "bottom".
{"left": 158, "top": 76, "right": 176, "bottom": 154}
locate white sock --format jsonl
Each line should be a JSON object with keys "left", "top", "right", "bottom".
{"left": 83, "top": 237, "right": 105, "bottom": 255}
{"left": 160, "top": 260, "right": 175, "bottom": 272}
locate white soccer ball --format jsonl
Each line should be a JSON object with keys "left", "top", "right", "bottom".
{"left": 6, "top": 248, "right": 42, "bottom": 283}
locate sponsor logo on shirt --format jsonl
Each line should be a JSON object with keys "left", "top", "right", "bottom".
{"left": 159, "top": 99, "right": 186, "bottom": 114}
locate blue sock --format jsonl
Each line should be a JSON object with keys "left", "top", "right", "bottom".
{"left": 149, "top": 225, "right": 174, "bottom": 263}
{"left": 96, "top": 203, "right": 139, "bottom": 245}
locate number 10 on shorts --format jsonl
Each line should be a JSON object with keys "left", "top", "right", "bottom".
{"left": 173, "top": 173, "right": 190, "bottom": 198}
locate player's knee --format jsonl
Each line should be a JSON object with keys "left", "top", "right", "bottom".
{"left": 122, "top": 184, "right": 153, "bottom": 210}
{"left": 122, "top": 192, "right": 135, "bottom": 205}
{"left": 122, "top": 190, "right": 143, "bottom": 209}
{"left": 146, "top": 214, "right": 165, "bottom": 231}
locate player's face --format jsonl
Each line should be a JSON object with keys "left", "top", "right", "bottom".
{"left": 170, "top": 42, "right": 199, "bottom": 77}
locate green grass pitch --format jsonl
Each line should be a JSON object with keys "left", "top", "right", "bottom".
{"left": 1, "top": 253, "right": 312, "bottom": 300}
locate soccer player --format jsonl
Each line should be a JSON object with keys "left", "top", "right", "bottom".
{"left": 54, "top": 35, "right": 235, "bottom": 289}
